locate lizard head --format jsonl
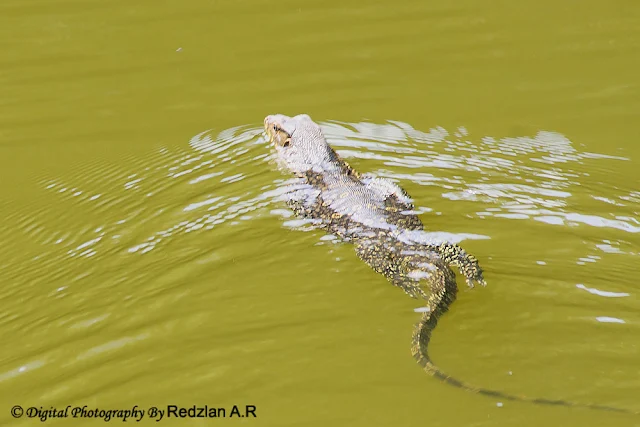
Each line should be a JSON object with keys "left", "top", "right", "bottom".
{"left": 264, "top": 114, "right": 337, "bottom": 174}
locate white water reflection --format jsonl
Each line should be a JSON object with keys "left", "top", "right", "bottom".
{"left": 32, "top": 119, "right": 636, "bottom": 261}
{"left": 319, "top": 120, "right": 636, "bottom": 237}
{"left": 595, "top": 317, "right": 626, "bottom": 324}
{"left": 576, "top": 284, "right": 630, "bottom": 298}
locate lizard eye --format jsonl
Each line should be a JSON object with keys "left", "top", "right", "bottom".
{"left": 273, "top": 125, "right": 278, "bottom": 131}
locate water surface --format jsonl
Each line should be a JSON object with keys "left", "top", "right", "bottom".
{"left": 1, "top": 1, "right": 639, "bottom": 426}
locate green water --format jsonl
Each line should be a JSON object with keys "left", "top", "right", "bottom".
{"left": 1, "top": 1, "right": 639, "bottom": 426}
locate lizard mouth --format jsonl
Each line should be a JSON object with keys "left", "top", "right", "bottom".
{"left": 263, "top": 117, "right": 275, "bottom": 144}
{"left": 264, "top": 117, "right": 291, "bottom": 148}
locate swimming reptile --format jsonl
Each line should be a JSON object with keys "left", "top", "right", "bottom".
{"left": 264, "top": 113, "right": 632, "bottom": 414}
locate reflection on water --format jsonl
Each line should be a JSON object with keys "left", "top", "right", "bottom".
{"left": 576, "top": 284, "right": 629, "bottom": 298}
{"left": 326, "top": 122, "right": 636, "bottom": 235}
{"left": 12, "top": 119, "right": 637, "bottom": 265}
{"left": 2, "top": 119, "right": 632, "bottom": 325}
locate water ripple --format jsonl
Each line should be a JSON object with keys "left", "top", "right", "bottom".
{"left": 2, "top": 119, "right": 636, "bottom": 294}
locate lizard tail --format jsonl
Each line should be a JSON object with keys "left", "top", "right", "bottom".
{"left": 411, "top": 306, "right": 634, "bottom": 414}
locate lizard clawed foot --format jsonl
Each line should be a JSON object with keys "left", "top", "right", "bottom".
{"left": 465, "top": 276, "right": 487, "bottom": 289}
{"left": 429, "top": 243, "right": 487, "bottom": 289}
{"left": 461, "top": 258, "right": 487, "bottom": 289}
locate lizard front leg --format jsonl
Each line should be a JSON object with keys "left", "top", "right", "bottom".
{"left": 425, "top": 243, "right": 487, "bottom": 288}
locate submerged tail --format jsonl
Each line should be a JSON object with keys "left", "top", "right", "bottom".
{"left": 411, "top": 306, "right": 634, "bottom": 414}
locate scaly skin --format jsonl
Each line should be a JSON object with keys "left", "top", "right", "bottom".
{"left": 264, "top": 113, "right": 633, "bottom": 415}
